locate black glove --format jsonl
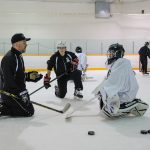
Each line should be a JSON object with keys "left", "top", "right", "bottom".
{"left": 44, "top": 74, "right": 51, "bottom": 89}
{"left": 19, "top": 90, "right": 30, "bottom": 106}
{"left": 26, "top": 71, "right": 43, "bottom": 82}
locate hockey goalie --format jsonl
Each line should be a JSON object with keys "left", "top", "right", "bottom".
{"left": 93, "top": 43, "right": 149, "bottom": 118}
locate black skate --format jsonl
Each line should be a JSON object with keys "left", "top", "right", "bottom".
{"left": 55, "top": 85, "right": 59, "bottom": 97}
{"left": 0, "top": 103, "right": 3, "bottom": 116}
{"left": 74, "top": 89, "right": 83, "bottom": 100}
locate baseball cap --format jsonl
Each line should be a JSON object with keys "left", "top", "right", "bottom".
{"left": 11, "top": 33, "right": 31, "bottom": 44}
{"left": 145, "top": 42, "right": 149, "bottom": 46}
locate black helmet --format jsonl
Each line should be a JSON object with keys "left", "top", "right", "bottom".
{"left": 107, "top": 43, "right": 125, "bottom": 65}
{"left": 75, "top": 46, "right": 82, "bottom": 53}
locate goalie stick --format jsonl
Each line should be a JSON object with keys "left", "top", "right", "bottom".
{"left": 0, "top": 90, "right": 71, "bottom": 114}
{"left": 65, "top": 96, "right": 96, "bottom": 119}
{"left": 65, "top": 78, "right": 106, "bottom": 119}
{"left": 65, "top": 114, "right": 100, "bottom": 119}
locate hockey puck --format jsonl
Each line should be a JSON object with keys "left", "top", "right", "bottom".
{"left": 147, "top": 130, "right": 150, "bottom": 134}
{"left": 88, "top": 131, "right": 95, "bottom": 135}
{"left": 140, "top": 130, "right": 148, "bottom": 134}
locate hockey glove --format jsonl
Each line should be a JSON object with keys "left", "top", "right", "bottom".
{"left": 19, "top": 90, "right": 30, "bottom": 106}
{"left": 71, "top": 58, "right": 79, "bottom": 65}
{"left": 44, "top": 74, "right": 51, "bottom": 89}
{"left": 26, "top": 71, "right": 43, "bottom": 82}
{"left": 70, "top": 58, "right": 79, "bottom": 72}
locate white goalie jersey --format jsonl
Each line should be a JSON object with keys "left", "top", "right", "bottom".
{"left": 103, "top": 58, "right": 138, "bottom": 104}
{"left": 93, "top": 58, "right": 139, "bottom": 115}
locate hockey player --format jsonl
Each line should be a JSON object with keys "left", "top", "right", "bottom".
{"left": 138, "top": 42, "right": 150, "bottom": 75}
{"left": 0, "top": 33, "right": 43, "bottom": 117}
{"left": 75, "top": 46, "right": 88, "bottom": 81}
{"left": 93, "top": 43, "right": 149, "bottom": 118}
{"left": 0, "top": 67, "right": 2, "bottom": 100}
{"left": 44, "top": 41, "right": 83, "bottom": 99}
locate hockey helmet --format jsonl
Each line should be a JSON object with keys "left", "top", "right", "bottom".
{"left": 57, "top": 41, "right": 66, "bottom": 49}
{"left": 107, "top": 43, "right": 125, "bottom": 65}
{"left": 75, "top": 46, "right": 82, "bottom": 53}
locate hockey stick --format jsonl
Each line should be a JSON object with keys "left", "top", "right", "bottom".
{"left": 65, "top": 96, "right": 96, "bottom": 119}
{"left": 65, "top": 79, "right": 106, "bottom": 119}
{"left": 31, "top": 101, "right": 71, "bottom": 113}
{"left": 0, "top": 90, "right": 71, "bottom": 113}
{"left": 30, "top": 73, "right": 66, "bottom": 96}
{"left": 65, "top": 114, "right": 100, "bottom": 119}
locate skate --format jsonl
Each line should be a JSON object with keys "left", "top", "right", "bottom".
{"left": 55, "top": 85, "right": 59, "bottom": 97}
{"left": 142, "top": 72, "right": 149, "bottom": 76}
{"left": 81, "top": 73, "right": 86, "bottom": 81}
{"left": 74, "top": 89, "right": 83, "bottom": 100}
{"left": 0, "top": 103, "right": 3, "bottom": 116}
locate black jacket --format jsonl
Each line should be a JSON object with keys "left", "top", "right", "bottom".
{"left": 47, "top": 51, "right": 78, "bottom": 76}
{"left": 1, "top": 47, "right": 26, "bottom": 94}
{"left": 139, "top": 46, "right": 150, "bottom": 59}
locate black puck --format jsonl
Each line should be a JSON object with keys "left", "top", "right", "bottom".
{"left": 140, "top": 130, "right": 148, "bottom": 134}
{"left": 147, "top": 130, "right": 150, "bottom": 134}
{"left": 88, "top": 131, "right": 95, "bottom": 135}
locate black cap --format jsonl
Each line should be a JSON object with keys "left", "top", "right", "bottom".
{"left": 11, "top": 33, "right": 31, "bottom": 44}
{"left": 145, "top": 42, "right": 149, "bottom": 46}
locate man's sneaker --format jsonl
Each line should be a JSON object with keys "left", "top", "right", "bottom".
{"left": 74, "top": 89, "right": 83, "bottom": 99}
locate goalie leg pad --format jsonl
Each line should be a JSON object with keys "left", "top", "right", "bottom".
{"left": 101, "top": 106, "right": 130, "bottom": 118}
{"left": 119, "top": 99, "right": 139, "bottom": 113}
{"left": 130, "top": 99, "right": 149, "bottom": 116}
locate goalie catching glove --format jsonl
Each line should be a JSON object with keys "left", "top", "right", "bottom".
{"left": 26, "top": 71, "right": 43, "bottom": 82}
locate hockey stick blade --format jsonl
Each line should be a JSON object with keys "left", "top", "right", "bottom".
{"left": 66, "top": 114, "right": 100, "bottom": 119}
{"left": 61, "top": 103, "right": 71, "bottom": 113}
{"left": 86, "top": 76, "right": 94, "bottom": 79}
{"left": 65, "top": 113, "right": 72, "bottom": 119}
{"left": 65, "top": 96, "right": 96, "bottom": 119}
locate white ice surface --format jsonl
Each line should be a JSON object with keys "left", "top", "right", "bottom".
{"left": 0, "top": 71, "right": 150, "bottom": 150}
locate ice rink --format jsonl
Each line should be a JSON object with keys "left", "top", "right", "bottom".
{"left": 0, "top": 70, "right": 150, "bottom": 150}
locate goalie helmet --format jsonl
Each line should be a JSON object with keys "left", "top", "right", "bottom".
{"left": 106, "top": 43, "right": 125, "bottom": 65}
{"left": 57, "top": 41, "right": 66, "bottom": 49}
{"left": 75, "top": 46, "right": 82, "bottom": 53}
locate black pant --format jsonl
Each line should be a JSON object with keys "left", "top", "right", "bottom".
{"left": 1, "top": 94, "right": 34, "bottom": 117}
{"left": 56, "top": 70, "right": 83, "bottom": 98}
{"left": 140, "top": 57, "right": 148, "bottom": 73}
